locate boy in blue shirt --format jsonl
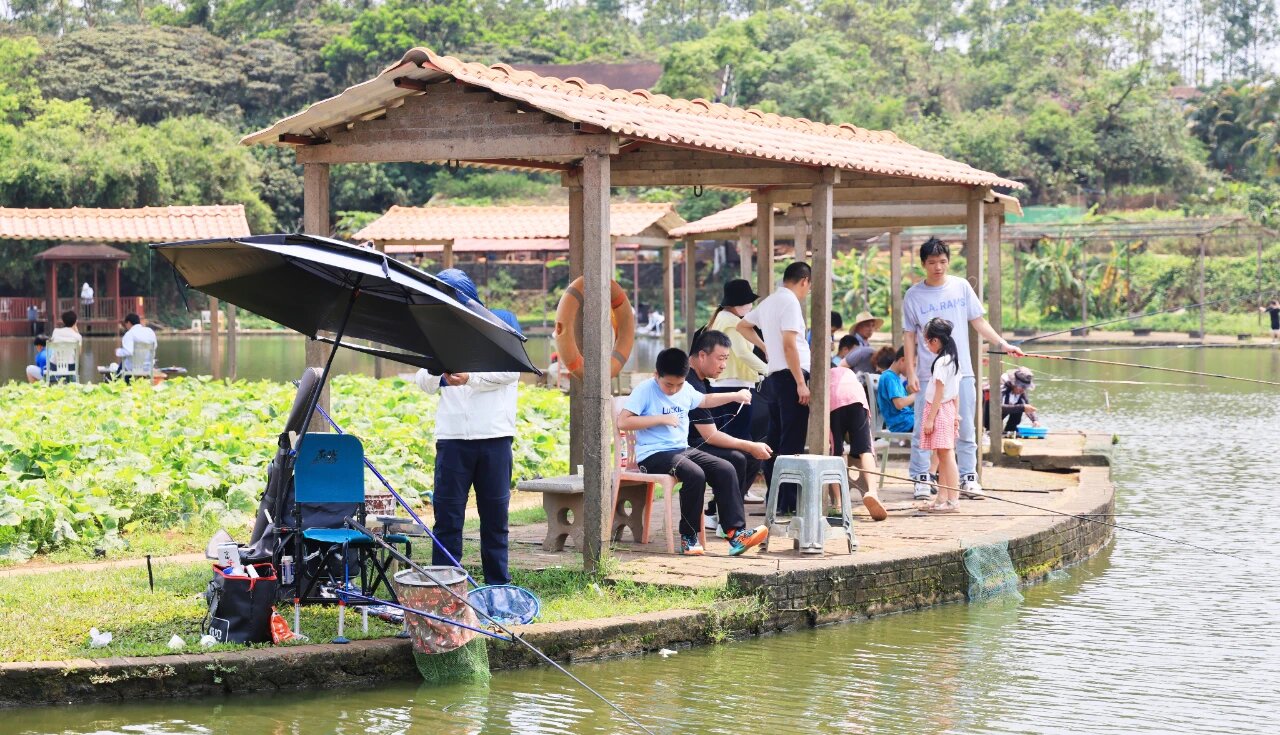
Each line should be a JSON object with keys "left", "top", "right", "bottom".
{"left": 25, "top": 337, "right": 47, "bottom": 383}
{"left": 618, "top": 348, "right": 769, "bottom": 556}
{"left": 875, "top": 347, "right": 916, "bottom": 433}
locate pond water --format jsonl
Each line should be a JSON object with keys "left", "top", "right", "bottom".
{"left": 0, "top": 333, "right": 666, "bottom": 384}
{"left": 8, "top": 348, "right": 1280, "bottom": 734}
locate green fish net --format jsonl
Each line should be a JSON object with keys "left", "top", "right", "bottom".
{"left": 413, "top": 637, "right": 491, "bottom": 685}
{"left": 962, "top": 541, "right": 1024, "bottom": 602}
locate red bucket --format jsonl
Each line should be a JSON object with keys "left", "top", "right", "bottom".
{"left": 393, "top": 567, "right": 477, "bottom": 654}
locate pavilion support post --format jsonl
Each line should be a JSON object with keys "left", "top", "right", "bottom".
{"left": 110, "top": 261, "right": 121, "bottom": 325}
{"left": 226, "top": 305, "right": 238, "bottom": 379}
{"left": 567, "top": 176, "right": 585, "bottom": 472}
{"left": 756, "top": 197, "right": 775, "bottom": 297}
{"left": 662, "top": 245, "right": 675, "bottom": 347}
{"left": 737, "top": 228, "right": 753, "bottom": 281}
{"left": 794, "top": 210, "right": 810, "bottom": 261}
{"left": 209, "top": 297, "right": 221, "bottom": 380}
{"left": 890, "top": 230, "right": 904, "bottom": 347}
{"left": 1258, "top": 238, "right": 1264, "bottom": 326}
{"left": 985, "top": 213, "right": 1004, "bottom": 463}
{"left": 966, "top": 189, "right": 986, "bottom": 479}
{"left": 442, "top": 242, "right": 455, "bottom": 269}
{"left": 683, "top": 236, "right": 697, "bottom": 347}
{"left": 1198, "top": 235, "right": 1206, "bottom": 339}
{"left": 371, "top": 241, "right": 386, "bottom": 379}
{"left": 303, "top": 162, "right": 331, "bottom": 433}
{"left": 578, "top": 147, "right": 613, "bottom": 573}
{"left": 46, "top": 262, "right": 57, "bottom": 330}
{"left": 805, "top": 170, "right": 836, "bottom": 455}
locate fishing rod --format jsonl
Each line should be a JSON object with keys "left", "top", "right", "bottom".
{"left": 1028, "top": 343, "right": 1260, "bottom": 355}
{"left": 1013, "top": 293, "right": 1260, "bottom": 345}
{"left": 994, "top": 351, "right": 1280, "bottom": 387}
{"left": 346, "top": 518, "right": 658, "bottom": 735}
{"left": 852, "top": 466, "right": 1239, "bottom": 558}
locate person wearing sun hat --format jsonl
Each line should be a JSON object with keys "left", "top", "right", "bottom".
{"left": 850, "top": 310, "right": 884, "bottom": 348}
{"left": 986, "top": 366, "right": 1039, "bottom": 435}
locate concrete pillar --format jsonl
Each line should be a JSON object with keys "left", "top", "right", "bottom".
{"left": 662, "top": 244, "right": 675, "bottom": 347}
{"left": 985, "top": 213, "right": 1003, "bottom": 462}
{"left": 226, "top": 304, "right": 238, "bottom": 379}
{"left": 890, "top": 230, "right": 904, "bottom": 348}
{"left": 209, "top": 297, "right": 221, "bottom": 380}
{"left": 805, "top": 170, "right": 836, "bottom": 454}
{"left": 737, "top": 228, "right": 753, "bottom": 281}
{"left": 303, "top": 162, "right": 331, "bottom": 432}
{"left": 578, "top": 147, "right": 613, "bottom": 573}
{"left": 965, "top": 189, "right": 986, "bottom": 478}
{"left": 793, "top": 210, "right": 810, "bottom": 260}
{"left": 568, "top": 177, "right": 585, "bottom": 472}
{"left": 756, "top": 197, "right": 775, "bottom": 297}
{"left": 683, "top": 236, "right": 697, "bottom": 348}
{"left": 443, "top": 241, "right": 455, "bottom": 269}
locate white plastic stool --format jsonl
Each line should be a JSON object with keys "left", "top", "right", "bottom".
{"left": 764, "top": 454, "right": 856, "bottom": 555}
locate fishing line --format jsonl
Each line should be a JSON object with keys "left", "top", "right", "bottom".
{"left": 346, "top": 519, "right": 658, "bottom": 735}
{"left": 1013, "top": 292, "right": 1261, "bottom": 345}
{"left": 853, "top": 466, "right": 1239, "bottom": 558}
{"left": 995, "top": 351, "right": 1280, "bottom": 387}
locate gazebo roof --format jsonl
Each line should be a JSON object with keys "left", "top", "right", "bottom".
{"left": 246, "top": 48, "right": 1019, "bottom": 189}
{"left": 669, "top": 201, "right": 768, "bottom": 238}
{"left": 355, "top": 202, "right": 684, "bottom": 246}
{"left": 0, "top": 205, "right": 251, "bottom": 243}
{"left": 34, "top": 243, "right": 131, "bottom": 261}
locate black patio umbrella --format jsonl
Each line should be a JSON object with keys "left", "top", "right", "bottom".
{"left": 150, "top": 233, "right": 538, "bottom": 376}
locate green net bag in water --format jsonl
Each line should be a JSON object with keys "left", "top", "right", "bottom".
{"left": 414, "top": 637, "right": 491, "bottom": 685}
{"left": 963, "top": 541, "right": 1023, "bottom": 602}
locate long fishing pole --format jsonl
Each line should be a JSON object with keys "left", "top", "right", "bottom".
{"left": 1013, "top": 293, "right": 1259, "bottom": 344}
{"left": 852, "top": 466, "right": 1239, "bottom": 558}
{"left": 1029, "top": 343, "right": 1260, "bottom": 355}
{"left": 347, "top": 518, "right": 658, "bottom": 735}
{"left": 996, "top": 351, "right": 1280, "bottom": 387}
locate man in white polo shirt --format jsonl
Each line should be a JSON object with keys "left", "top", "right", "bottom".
{"left": 903, "top": 238, "right": 1024, "bottom": 500}
{"left": 736, "top": 261, "right": 812, "bottom": 514}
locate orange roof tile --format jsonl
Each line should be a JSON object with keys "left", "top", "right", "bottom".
{"left": 0, "top": 206, "right": 251, "bottom": 243}
{"left": 354, "top": 203, "right": 684, "bottom": 244}
{"left": 246, "top": 48, "right": 1019, "bottom": 189}
{"left": 670, "top": 201, "right": 766, "bottom": 238}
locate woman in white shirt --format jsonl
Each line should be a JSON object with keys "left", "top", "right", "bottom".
{"left": 918, "top": 317, "right": 961, "bottom": 512}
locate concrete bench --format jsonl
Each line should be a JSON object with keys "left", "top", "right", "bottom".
{"left": 516, "top": 474, "right": 661, "bottom": 552}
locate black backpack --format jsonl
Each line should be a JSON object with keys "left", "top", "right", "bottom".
{"left": 204, "top": 563, "right": 279, "bottom": 644}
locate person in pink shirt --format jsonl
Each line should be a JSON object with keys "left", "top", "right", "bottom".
{"left": 829, "top": 362, "right": 888, "bottom": 521}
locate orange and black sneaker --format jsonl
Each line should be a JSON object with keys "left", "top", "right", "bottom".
{"left": 727, "top": 525, "right": 768, "bottom": 556}
{"left": 680, "top": 534, "right": 705, "bottom": 556}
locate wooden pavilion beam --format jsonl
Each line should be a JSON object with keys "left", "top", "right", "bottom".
{"left": 965, "top": 188, "right": 987, "bottom": 479}
{"left": 985, "top": 211, "right": 1003, "bottom": 462}
{"left": 890, "top": 230, "right": 903, "bottom": 347}
{"left": 683, "top": 237, "right": 696, "bottom": 348}
{"left": 566, "top": 170, "right": 585, "bottom": 473}
{"left": 662, "top": 244, "right": 675, "bottom": 347}
{"left": 766, "top": 184, "right": 971, "bottom": 205}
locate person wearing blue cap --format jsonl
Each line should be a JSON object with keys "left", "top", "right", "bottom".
{"left": 414, "top": 269, "right": 521, "bottom": 585}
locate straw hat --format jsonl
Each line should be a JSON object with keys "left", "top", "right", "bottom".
{"left": 852, "top": 311, "right": 884, "bottom": 331}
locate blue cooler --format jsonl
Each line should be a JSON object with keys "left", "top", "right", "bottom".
{"left": 1016, "top": 426, "right": 1048, "bottom": 439}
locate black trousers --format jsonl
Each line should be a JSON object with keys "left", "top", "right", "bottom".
{"left": 983, "top": 401, "right": 1027, "bottom": 433}
{"left": 433, "top": 437, "right": 513, "bottom": 585}
{"left": 700, "top": 444, "right": 762, "bottom": 517}
{"left": 763, "top": 370, "right": 810, "bottom": 515}
{"left": 639, "top": 448, "right": 744, "bottom": 538}
{"left": 830, "top": 402, "right": 872, "bottom": 457}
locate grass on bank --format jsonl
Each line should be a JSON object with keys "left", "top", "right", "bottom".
{"left": 0, "top": 540, "right": 725, "bottom": 663}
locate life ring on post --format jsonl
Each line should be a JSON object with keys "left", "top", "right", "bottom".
{"left": 554, "top": 277, "right": 635, "bottom": 379}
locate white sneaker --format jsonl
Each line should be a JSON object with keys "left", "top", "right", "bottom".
{"left": 961, "top": 474, "right": 986, "bottom": 499}
{"left": 744, "top": 490, "right": 766, "bottom": 503}
{"left": 912, "top": 474, "right": 933, "bottom": 500}
{"left": 704, "top": 513, "right": 718, "bottom": 530}
{"left": 716, "top": 523, "right": 728, "bottom": 539}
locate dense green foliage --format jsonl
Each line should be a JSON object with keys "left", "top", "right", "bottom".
{"left": 0, "top": 375, "right": 569, "bottom": 562}
{"left": 2, "top": 1, "right": 1280, "bottom": 296}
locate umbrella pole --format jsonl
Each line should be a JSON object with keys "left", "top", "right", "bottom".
{"left": 301, "top": 283, "right": 362, "bottom": 439}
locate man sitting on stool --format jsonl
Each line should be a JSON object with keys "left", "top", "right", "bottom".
{"left": 684, "top": 330, "right": 774, "bottom": 539}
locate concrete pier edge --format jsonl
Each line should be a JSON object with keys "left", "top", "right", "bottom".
{"left": 0, "top": 463, "right": 1114, "bottom": 709}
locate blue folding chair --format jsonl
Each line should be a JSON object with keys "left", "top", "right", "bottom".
{"left": 291, "top": 433, "right": 405, "bottom": 610}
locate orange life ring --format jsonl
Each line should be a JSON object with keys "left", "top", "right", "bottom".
{"left": 553, "top": 277, "right": 635, "bottom": 379}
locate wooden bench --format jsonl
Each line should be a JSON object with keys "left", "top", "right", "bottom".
{"left": 516, "top": 474, "right": 665, "bottom": 552}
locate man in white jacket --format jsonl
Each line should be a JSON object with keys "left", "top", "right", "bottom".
{"left": 414, "top": 269, "right": 520, "bottom": 585}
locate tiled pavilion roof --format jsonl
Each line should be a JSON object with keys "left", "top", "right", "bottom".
{"left": 0, "top": 206, "right": 251, "bottom": 243}
{"left": 355, "top": 203, "right": 683, "bottom": 245}
{"left": 246, "top": 48, "right": 1019, "bottom": 190}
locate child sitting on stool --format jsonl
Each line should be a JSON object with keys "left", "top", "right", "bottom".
{"left": 618, "top": 347, "right": 769, "bottom": 557}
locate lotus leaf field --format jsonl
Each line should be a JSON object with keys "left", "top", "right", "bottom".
{"left": 0, "top": 376, "right": 569, "bottom": 563}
